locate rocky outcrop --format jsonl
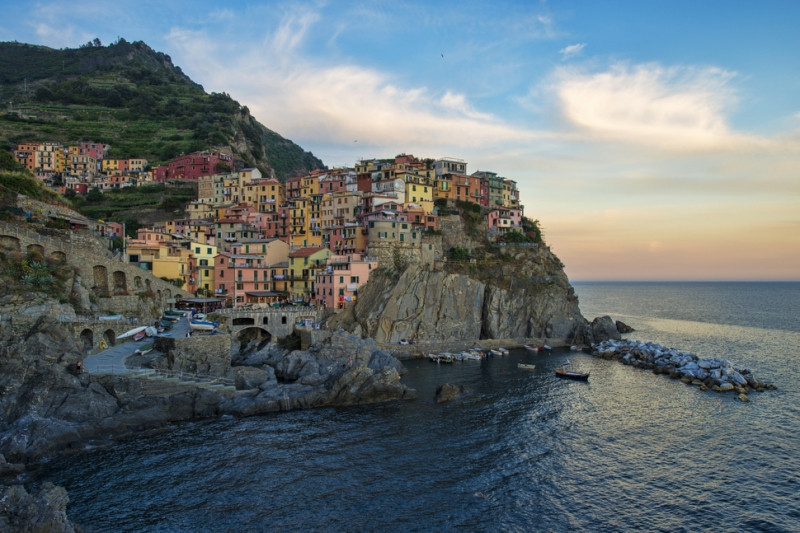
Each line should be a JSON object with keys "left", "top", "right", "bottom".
{"left": 0, "top": 318, "right": 414, "bottom": 464}
{"left": 435, "top": 383, "right": 469, "bottom": 403}
{"left": 0, "top": 482, "right": 77, "bottom": 533}
{"left": 335, "top": 260, "right": 586, "bottom": 346}
{"left": 591, "top": 339, "right": 775, "bottom": 399}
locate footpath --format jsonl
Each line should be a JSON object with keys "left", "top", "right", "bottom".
{"left": 82, "top": 316, "right": 191, "bottom": 374}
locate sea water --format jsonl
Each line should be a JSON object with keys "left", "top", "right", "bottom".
{"left": 34, "top": 282, "right": 800, "bottom": 532}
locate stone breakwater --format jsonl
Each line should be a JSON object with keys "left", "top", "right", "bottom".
{"left": 591, "top": 339, "right": 775, "bottom": 401}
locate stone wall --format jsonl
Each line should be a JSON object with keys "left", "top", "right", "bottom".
{"left": 155, "top": 334, "right": 231, "bottom": 377}
{"left": 0, "top": 219, "right": 188, "bottom": 317}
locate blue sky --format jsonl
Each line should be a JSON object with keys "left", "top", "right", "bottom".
{"left": 2, "top": 1, "right": 799, "bottom": 280}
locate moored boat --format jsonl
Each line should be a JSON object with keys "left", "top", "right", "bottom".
{"left": 555, "top": 360, "right": 589, "bottom": 381}
{"left": 116, "top": 326, "right": 147, "bottom": 340}
{"left": 524, "top": 344, "right": 540, "bottom": 352}
{"left": 518, "top": 363, "right": 536, "bottom": 370}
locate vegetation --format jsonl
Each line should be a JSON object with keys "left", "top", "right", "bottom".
{"left": 0, "top": 250, "right": 79, "bottom": 309}
{"left": 0, "top": 40, "right": 325, "bottom": 180}
{"left": 0, "top": 169, "right": 66, "bottom": 206}
{"left": 73, "top": 182, "right": 196, "bottom": 223}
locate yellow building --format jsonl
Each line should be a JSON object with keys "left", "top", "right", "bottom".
{"left": 189, "top": 241, "right": 218, "bottom": 296}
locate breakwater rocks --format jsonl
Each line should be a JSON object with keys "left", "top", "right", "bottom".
{"left": 591, "top": 339, "right": 775, "bottom": 401}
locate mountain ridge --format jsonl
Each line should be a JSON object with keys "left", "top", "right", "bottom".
{"left": 0, "top": 39, "right": 325, "bottom": 180}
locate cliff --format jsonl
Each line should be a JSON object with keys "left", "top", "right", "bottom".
{"left": 330, "top": 240, "right": 601, "bottom": 348}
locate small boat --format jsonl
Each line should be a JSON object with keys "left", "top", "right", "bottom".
{"left": 116, "top": 326, "right": 147, "bottom": 340}
{"left": 134, "top": 342, "right": 154, "bottom": 355}
{"left": 189, "top": 318, "right": 219, "bottom": 332}
{"left": 145, "top": 326, "right": 158, "bottom": 337}
{"left": 497, "top": 347, "right": 509, "bottom": 355}
{"left": 524, "top": 344, "right": 540, "bottom": 352}
{"left": 555, "top": 360, "right": 589, "bottom": 381}
{"left": 543, "top": 345, "right": 552, "bottom": 351}
{"left": 98, "top": 314, "right": 122, "bottom": 321}
{"left": 518, "top": 363, "right": 536, "bottom": 370}
{"left": 488, "top": 349, "right": 503, "bottom": 356}
{"left": 427, "top": 353, "right": 454, "bottom": 364}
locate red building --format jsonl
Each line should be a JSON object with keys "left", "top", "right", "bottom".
{"left": 153, "top": 151, "right": 233, "bottom": 182}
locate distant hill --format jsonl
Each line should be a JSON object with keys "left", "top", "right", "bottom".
{"left": 0, "top": 39, "right": 325, "bottom": 180}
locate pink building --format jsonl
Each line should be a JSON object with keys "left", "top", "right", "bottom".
{"left": 153, "top": 151, "right": 233, "bottom": 182}
{"left": 314, "top": 254, "right": 379, "bottom": 309}
{"left": 214, "top": 252, "right": 280, "bottom": 306}
{"left": 486, "top": 207, "right": 523, "bottom": 237}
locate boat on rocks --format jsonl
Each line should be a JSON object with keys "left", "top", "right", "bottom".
{"left": 189, "top": 318, "right": 218, "bottom": 332}
{"left": 134, "top": 342, "right": 154, "bottom": 355}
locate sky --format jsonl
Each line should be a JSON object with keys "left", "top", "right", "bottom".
{"left": 2, "top": 0, "right": 799, "bottom": 281}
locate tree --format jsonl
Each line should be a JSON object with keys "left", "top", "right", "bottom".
{"left": 85, "top": 187, "right": 103, "bottom": 203}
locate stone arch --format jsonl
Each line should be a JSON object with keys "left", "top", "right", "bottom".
{"left": 134, "top": 276, "right": 143, "bottom": 289}
{"left": 93, "top": 265, "right": 109, "bottom": 295}
{"left": 236, "top": 327, "right": 272, "bottom": 344}
{"left": 102, "top": 329, "right": 116, "bottom": 347}
{"left": 26, "top": 243, "right": 45, "bottom": 258}
{"left": 79, "top": 329, "right": 94, "bottom": 353}
{"left": 49, "top": 250, "right": 67, "bottom": 263}
{"left": 0, "top": 235, "right": 20, "bottom": 252}
{"left": 112, "top": 271, "right": 128, "bottom": 295}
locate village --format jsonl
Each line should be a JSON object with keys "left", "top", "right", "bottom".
{"left": 12, "top": 143, "right": 527, "bottom": 310}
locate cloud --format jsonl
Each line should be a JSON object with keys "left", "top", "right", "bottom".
{"left": 551, "top": 62, "right": 764, "bottom": 151}
{"left": 559, "top": 43, "right": 585, "bottom": 60}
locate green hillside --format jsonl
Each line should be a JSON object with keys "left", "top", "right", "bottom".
{"left": 0, "top": 39, "right": 325, "bottom": 179}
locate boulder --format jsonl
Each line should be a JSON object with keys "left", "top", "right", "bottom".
{"left": 435, "top": 383, "right": 469, "bottom": 403}
{"left": 0, "top": 482, "right": 76, "bottom": 533}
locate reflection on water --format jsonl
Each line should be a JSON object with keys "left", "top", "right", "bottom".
{"left": 33, "top": 282, "right": 800, "bottom": 532}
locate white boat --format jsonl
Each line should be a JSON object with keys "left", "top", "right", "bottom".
{"left": 517, "top": 363, "right": 536, "bottom": 370}
{"left": 488, "top": 349, "right": 503, "bottom": 356}
{"left": 98, "top": 314, "right": 122, "bottom": 321}
{"left": 116, "top": 326, "right": 147, "bottom": 340}
{"left": 524, "top": 344, "right": 540, "bottom": 352}
{"left": 189, "top": 319, "right": 217, "bottom": 332}
{"left": 498, "top": 347, "right": 509, "bottom": 355}
{"left": 145, "top": 326, "right": 158, "bottom": 337}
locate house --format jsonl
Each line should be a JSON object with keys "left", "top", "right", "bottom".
{"left": 315, "top": 253, "right": 379, "bottom": 308}
{"left": 288, "top": 247, "right": 331, "bottom": 301}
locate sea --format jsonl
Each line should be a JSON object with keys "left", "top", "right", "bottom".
{"left": 32, "top": 282, "right": 800, "bottom": 532}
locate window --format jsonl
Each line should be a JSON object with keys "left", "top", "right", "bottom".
{"left": 350, "top": 276, "right": 359, "bottom": 283}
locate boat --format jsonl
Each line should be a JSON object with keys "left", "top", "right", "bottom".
{"left": 145, "top": 326, "right": 158, "bottom": 337}
{"left": 497, "top": 347, "right": 509, "bottom": 355}
{"left": 555, "top": 360, "right": 589, "bottom": 381}
{"left": 427, "top": 353, "right": 454, "bottom": 364}
{"left": 134, "top": 342, "right": 153, "bottom": 355}
{"left": 98, "top": 314, "right": 122, "bottom": 321}
{"left": 517, "top": 363, "right": 536, "bottom": 370}
{"left": 116, "top": 326, "right": 147, "bottom": 340}
{"left": 188, "top": 318, "right": 219, "bottom": 332}
{"left": 524, "top": 344, "right": 540, "bottom": 352}
{"left": 488, "top": 349, "right": 503, "bottom": 356}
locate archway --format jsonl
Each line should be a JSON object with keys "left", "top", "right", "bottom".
{"left": 93, "top": 265, "right": 109, "bottom": 295}
{"left": 26, "top": 243, "right": 44, "bottom": 258}
{"left": 112, "top": 271, "right": 127, "bottom": 295}
{"left": 102, "top": 329, "right": 116, "bottom": 348}
{"left": 49, "top": 250, "right": 67, "bottom": 263}
{"left": 0, "top": 235, "right": 20, "bottom": 252}
{"left": 235, "top": 327, "right": 272, "bottom": 354}
{"left": 79, "top": 329, "right": 94, "bottom": 353}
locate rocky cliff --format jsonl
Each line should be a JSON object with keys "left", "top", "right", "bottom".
{"left": 331, "top": 243, "right": 595, "bottom": 347}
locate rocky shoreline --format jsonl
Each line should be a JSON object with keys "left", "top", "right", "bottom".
{"left": 591, "top": 338, "right": 776, "bottom": 401}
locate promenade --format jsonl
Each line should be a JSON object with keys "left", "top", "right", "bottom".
{"left": 82, "top": 315, "right": 191, "bottom": 374}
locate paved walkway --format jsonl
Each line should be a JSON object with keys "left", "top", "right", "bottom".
{"left": 82, "top": 315, "right": 191, "bottom": 374}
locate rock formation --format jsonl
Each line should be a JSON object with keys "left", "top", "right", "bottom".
{"left": 331, "top": 247, "right": 590, "bottom": 347}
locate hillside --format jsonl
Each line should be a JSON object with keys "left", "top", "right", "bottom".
{"left": 0, "top": 39, "right": 325, "bottom": 179}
